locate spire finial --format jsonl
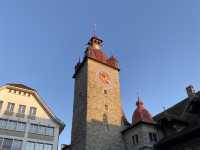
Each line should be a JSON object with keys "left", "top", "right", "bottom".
{"left": 93, "top": 24, "right": 97, "bottom": 36}
{"left": 136, "top": 93, "right": 144, "bottom": 107}
{"left": 136, "top": 91, "right": 140, "bottom": 101}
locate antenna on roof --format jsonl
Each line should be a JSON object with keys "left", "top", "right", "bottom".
{"left": 163, "top": 106, "right": 168, "bottom": 114}
{"left": 78, "top": 56, "right": 81, "bottom": 63}
{"left": 163, "top": 106, "right": 166, "bottom": 111}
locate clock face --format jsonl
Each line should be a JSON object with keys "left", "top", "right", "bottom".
{"left": 97, "top": 71, "right": 112, "bottom": 88}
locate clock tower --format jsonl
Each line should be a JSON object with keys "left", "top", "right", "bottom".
{"left": 71, "top": 36, "right": 126, "bottom": 150}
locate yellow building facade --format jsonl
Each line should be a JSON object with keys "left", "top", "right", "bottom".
{"left": 0, "top": 83, "right": 65, "bottom": 150}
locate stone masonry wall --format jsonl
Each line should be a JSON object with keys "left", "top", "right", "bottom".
{"left": 85, "top": 59, "right": 126, "bottom": 150}
{"left": 71, "top": 62, "right": 88, "bottom": 150}
{"left": 123, "top": 124, "right": 158, "bottom": 150}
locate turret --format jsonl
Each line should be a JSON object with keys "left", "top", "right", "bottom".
{"left": 122, "top": 97, "right": 158, "bottom": 150}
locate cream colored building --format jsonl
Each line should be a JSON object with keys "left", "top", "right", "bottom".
{"left": 0, "top": 83, "right": 65, "bottom": 150}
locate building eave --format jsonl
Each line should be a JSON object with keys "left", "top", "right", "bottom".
{"left": 121, "top": 121, "right": 157, "bottom": 135}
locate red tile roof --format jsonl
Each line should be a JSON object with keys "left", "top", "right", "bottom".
{"left": 85, "top": 47, "right": 119, "bottom": 69}
{"left": 132, "top": 97, "right": 153, "bottom": 125}
{"left": 73, "top": 36, "right": 120, "bottom": 78}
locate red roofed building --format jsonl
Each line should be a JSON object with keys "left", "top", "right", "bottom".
{"left": 122, "top": 97, "right": 157, "bottom": 150}
{"left": 132, "top": 97, "right": 153, "bottom": 125}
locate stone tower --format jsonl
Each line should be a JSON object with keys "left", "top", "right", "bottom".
{"left": 71, "top": 36, "right": 126, "bottom": 150}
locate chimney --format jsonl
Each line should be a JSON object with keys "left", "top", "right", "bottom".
{"left": 186, "top": 85, "right": 196, "bottom": 97}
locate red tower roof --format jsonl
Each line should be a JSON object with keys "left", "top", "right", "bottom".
{"left": 132, "top": 97, "right": 153, "bottom": 125}
{"left": 73, "top": 36, "right": 120, "bottom": 78}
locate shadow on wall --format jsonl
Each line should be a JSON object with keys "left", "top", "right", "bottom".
{"left": 70, "top": 117, "right": 127, "bottom": 150}
{"left": 84, "top": 118, "right": 126, "bottom": 150}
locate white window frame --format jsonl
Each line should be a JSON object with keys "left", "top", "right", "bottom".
{"left": 29, "top": 107, "right": 37, "bottom": 117}
{"left": 18, "top": 105, "right": 26, "bottom": 114}
{"left": 7, "top": 102, "right": 15, "bottom": 113}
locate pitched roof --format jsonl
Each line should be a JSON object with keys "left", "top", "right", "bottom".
{"left": 6, "top": 83, "right": 35, "bottom": 91}
{"left": 155, "top": 124, "right": 200, "bottom": 149}
{"left": 2, "top": 83, "right": 65, "bottom": 133}
{"left": 154, "top": 92, "right": 200, "bottom": 149}
{"left": 85, "top": 47, "right": 119, "bottom": 69}
{"left": 153, "top": 98, "right": 188, "bottom": 121}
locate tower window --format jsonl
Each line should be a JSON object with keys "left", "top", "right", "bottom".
{"left": 103, "top": 114, "right": 108, "bottom": 122}
{"left": 149, "top": 132, "right": 157, "bottom": 142}
{"left": 105, "top": 105, "right": 108, "bottom": 111}
{"left": 132, "top": 134, "right": 139, "bottom": 144}
{"left": 104, "top": 90, "right": 107, "bottom": 94}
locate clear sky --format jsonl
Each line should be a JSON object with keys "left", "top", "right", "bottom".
{"left": 1, "top": 0, "right": 200, "bottom": 148}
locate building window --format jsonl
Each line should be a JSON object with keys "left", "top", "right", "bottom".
{"left": 18, "top": 105, "right": 26, "bottom": 114}
{"left": 0, "top": 137, "right": 3, "bottom": 147}
{"left": 44, "top": 144, "right": 52, "bottom": 150}
{"left": 12, "top": 140, "right": 22, "bottom": 150}
{"left": 0, "top": 138, "right": 22, "bottom": 150}
{"left": 7, "top": 120, "right": 17, "bottom": 130}
{"left": 38, "top": 126, "right": 46, "bottom": 135}
{"left": 104, "top": 90, "right": 107, "bottom": 94}
{"left": 29, "top": 107, "right": 37, "bottom": 117}
{"left": 6, "top": 102, "right": 15, "bottom": 113}
{"left": 0, "top": 101, "right": 3, "bottom": 111}
{"left": 26, "top": 142, "right": 35, "bottom": 150}
{"left": 105, "top": 105, "right": 108, "bottom": 111}
{"left": 2, "top": 138, "right": 12, "bottom": 150}
{"left": 30, "top": 124, "right": 37, "bottom": 133}
{"left": 46, "top": 127, "right": 54, "bottom": 136}
{"left": 26, "top": 141, "right": 52, "bottom": 150}
{"left": 35, "top": 143, "right": 43, "bottom": 150}
{"left": 0, "top": 118, "right": 26, "bottom": 132}
{"left": 29, "top": 124, "right": 54, "bottom": 136}
{"left": 132, "top": 134, "right": 139, "bottom": 144}
{"left": 0, "top": 119, "right": 7, "bottom": 128}
{"left": 149, "top": 132, "right": 157, "bottom": 142}
{"left": 16, "top": 122, "right": 26, "bottom": 132}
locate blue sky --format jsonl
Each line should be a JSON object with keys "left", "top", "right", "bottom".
{"left": 1, "top": 0, "right": 200, "bottom": 147}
